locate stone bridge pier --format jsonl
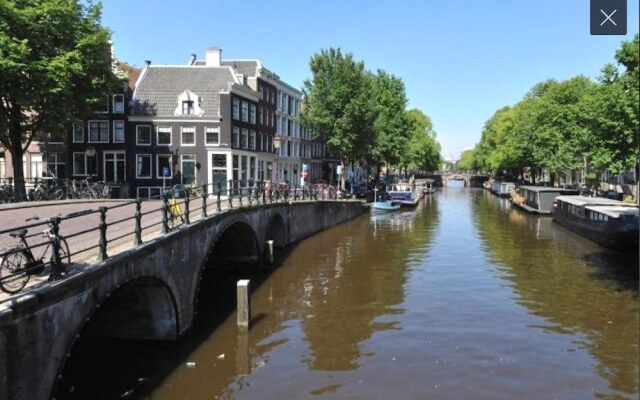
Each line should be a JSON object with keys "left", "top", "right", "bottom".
{"left": 0, "top": 201, "right": 366, "bottom": 400}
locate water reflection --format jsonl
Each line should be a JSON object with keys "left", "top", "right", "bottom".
{"left": 58, "top": 187, "right": 638, "bottom": 400}
{"left": 473, "top": 189, "right": 639, "bottom": 396}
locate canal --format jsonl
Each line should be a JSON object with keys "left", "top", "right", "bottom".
{"left": 58, "top": 183, "right": 639, "bottom": 399}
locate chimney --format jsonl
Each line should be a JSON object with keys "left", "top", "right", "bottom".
{"left": 205, "top": 47, "right": 222, "bottom": 66}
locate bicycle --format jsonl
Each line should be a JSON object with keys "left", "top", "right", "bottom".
{"left": 168, "top": 188, "right": 185, "bottom": 227}
{"left": 0, "top": 217, "right": 70, "bottom": 294}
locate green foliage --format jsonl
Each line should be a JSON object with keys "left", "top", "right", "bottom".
{"left": 301, "top": 48, "right": 442, "bottom": 173}
{"left": 301, "top": 48, "right": 376, "bottom": 161}
{"left": 405, "top": 109, "right": 441, "bottom": 172}
{"left": 0, "top": 0, "right": 121, "bottom": 198}
{"left": 472, "top": 34, "right": 639, "bottom": 182}
{"left": 457, "top": 149, "right": 476, "bottom": 171}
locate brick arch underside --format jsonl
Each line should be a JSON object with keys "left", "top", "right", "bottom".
{"left": 206, "top": 222, "right": 260, "bottom": 268}
{"left": 80, "top": 277, "right": 179, "bottom": 341}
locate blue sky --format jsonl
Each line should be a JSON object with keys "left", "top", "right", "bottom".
{"left": 101, "top": 0, "right": 639, "bottom": 160}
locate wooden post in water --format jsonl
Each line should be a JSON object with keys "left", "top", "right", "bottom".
{"left": 266, "top": 240, "right": 274, "bottom": 264}
{"left": 237, "top": 279, "right": 251, "bottom": 331}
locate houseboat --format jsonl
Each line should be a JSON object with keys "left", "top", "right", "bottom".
{"left": 551, "top": 196, "right": 639, "bottom": 251}
{"left": 422, "top": 179, "right": 436, "bottom": 195}
{"left": 512, "top": 186, "right": 580, "bottom": 214}
{"left": 387, "top": 181, "right": 421, "bottom": 207}
{"left": 491, "top": 181, "right": 515, "bottom": 198}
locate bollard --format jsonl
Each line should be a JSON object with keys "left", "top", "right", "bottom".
{"left": 98, "top": 207, "right": 108, "bottom": 261}
{"left": 237, "top": 279, "right": 251, "bottom": 331}
{"left": 266, "top": 240, "right": 274, "bottom": 264}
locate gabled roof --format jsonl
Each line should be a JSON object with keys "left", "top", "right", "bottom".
{"left": 132, "top": 66, "right": 236, "bottom": 117}
{"left": 221, "top": 60, "right": 260, "bottom": 77}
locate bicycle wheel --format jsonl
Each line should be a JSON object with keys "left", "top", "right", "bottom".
{"left": 0, "top": 250, "right": 30, "bottom": 293}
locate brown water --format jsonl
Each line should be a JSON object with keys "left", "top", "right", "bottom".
{"left": 58, "top": 184, "right": 639, "bottom": 400}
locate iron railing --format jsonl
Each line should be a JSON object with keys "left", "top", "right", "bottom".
{"left": 0, "top": 181, "right": 343, "bottom": 296}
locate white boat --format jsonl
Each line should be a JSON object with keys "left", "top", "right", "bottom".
{"left": 387, "top": 182, "right": 420, "bottom": 207}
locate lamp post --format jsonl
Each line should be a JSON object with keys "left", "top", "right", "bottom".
{"left": 273, "top": 135, "right": 283, "bottom": 183}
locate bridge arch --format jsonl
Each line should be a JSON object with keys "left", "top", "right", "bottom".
{"left": 206, "top": 220, "right": 260, "bottom": 268}
{"left": 444, "top": 174, "right": 469, "bottom": 186}
{"left": 52, "top": 276, "right": 179, "bottom": 398}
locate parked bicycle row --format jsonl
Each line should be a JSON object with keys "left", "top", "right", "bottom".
{"left": 0, "top": 178, "right": 111, "bottom": 203}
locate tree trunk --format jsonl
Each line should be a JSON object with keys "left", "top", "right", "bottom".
{"left": 9, "top": 141, "right": 27, "bottom": 202}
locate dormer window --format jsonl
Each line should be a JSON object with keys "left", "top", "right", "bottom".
{"left": 182, "top": 101, "right": 194, "bottom": 115}
{"left": 175, "top": 90, "right": 202, "bottom": 116}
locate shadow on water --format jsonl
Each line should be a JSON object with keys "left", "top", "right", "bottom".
{"left": 53, "top": 246, "right": 298, "bottom": 400}
{"left": 472, "top": 189, "right": 639, "bottom": 396}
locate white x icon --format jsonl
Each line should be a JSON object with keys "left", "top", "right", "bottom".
{"left": 600, "top": 9, "right": 618, "bottom": 26}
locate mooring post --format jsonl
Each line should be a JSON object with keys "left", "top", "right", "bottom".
{"left": 266, "top": 240, "right": 274, "bottom": 264}
{"left": 237, "top": 279, "right": 251, "bottom": 331}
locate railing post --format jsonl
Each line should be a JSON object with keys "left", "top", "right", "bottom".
{"left": 217, "top": 182, "right": 222, "bottom": 212}
{"left": 262, "top": 181, "right": 266, "bottom": 204}
{"left": 201, "top": 184, "right": 208, "bottom": 217}
{"left": 162, "top": 193, "right": 170, "bottom": 233}
{"left": 49, "top": 216, "right": 63, "bottom": 278}
{"left": 98, "top": 207, "right": 108, "bottom": 261}
{"left": 239, "top": 184, "right": 244, "bottom": 207}
{"left": 133, "top": 198, "right": 142, "bottom": 246}
{"left": 228, "top": 180, "right": 233, "bottom": 209}
{"left": 184, "top": 191, "right": 190, "bottom": 224}
{"left": 294, "top": 184, "right": 299, "bottom": 201}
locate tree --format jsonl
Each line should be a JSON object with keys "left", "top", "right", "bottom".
{"left": 457, "top": 149, "right": 476, "bottom": 172}
{"left": 405, "top": 109, "right": 441, "bottom": 173}
{"left": 0, "top": 0, "right": 121, "bottom": 200}
{"left": 301, "top": 48, "right": 376, "bottom": 164}
{"left": 586, "top": 34, "right": 639, "bottom": 176}
{"left": 368, "top": 70, "right": 411, "bottom": 174}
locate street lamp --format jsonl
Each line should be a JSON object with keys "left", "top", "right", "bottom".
{"left": 273, "top": 135, "right": 283, "bottom": 182}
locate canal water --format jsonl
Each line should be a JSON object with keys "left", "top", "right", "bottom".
{"left": 58, "top": 183, "right": 639, "bottom": 400}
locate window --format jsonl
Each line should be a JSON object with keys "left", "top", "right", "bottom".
{"left": 157, "top": 126, "right": 171, "bottom": 145}
{"left": 113, "top": 120, "right": 125, "bottom": 143}
{"left": 182, "top": 100, "right": 194, "bottom": 115}
{"left": 47, "top": 153, "right": 65, "bottom": 178}
{"left": 232, "top": 98, "right": 240, "bottom": 120}
{"left": 73, "top": 122, "right": 84, "bottom": 143}
{"left": 241, "top": 128, "right": 248, "bottom": 149}
{"left": 241, "top": 101, "right": 248, "bottom": 122}
{"left": 73, "top": 152, "right": 97, "bottom": 176}
{"left": 181, "top": 126, "right": 195, "bottom": 146}
{"left": 249, "top": 130, "right": 256, "bottom": 150}
{"left": 30, "top": 154, "right": 43, "bottom": 179}
{"left": 88, "top": 120, "right": 109, "bottom": 143}
{"left": 232, "top": 126, "right": 240, "bottom": 148}
{"left": 205, "top": 127, "right": 219, "bottom": 145}
{"left": 113, "top": 94, "right": 125, "bottom": 113}
{"left": 249, "top": 104, "right": 256, "bottom": 124}
{"left": 258, "top": 106, "right": 263, "bottom": 125}
{"left": 137, "top": 125, "right": 151, "bottom": 145}
{"left": 156, "top": 154, "right": 172, "bottom": 178}
{"left": 136, "top": 154, "right": 151, "bottom": 178}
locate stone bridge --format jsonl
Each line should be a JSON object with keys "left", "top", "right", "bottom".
{"left": 440, "top": 172, "right": 489, "bottom": 187}
{"left": 0, "top": 200, "right": 366, "bottom": 399}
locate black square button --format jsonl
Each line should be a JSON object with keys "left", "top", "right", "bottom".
{"left": 591, "top": 0, "right": 627, "bottom": 35}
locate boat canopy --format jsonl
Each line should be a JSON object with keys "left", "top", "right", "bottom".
{"left": 555, "top": 195, "right": 638, "bottom": 208}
